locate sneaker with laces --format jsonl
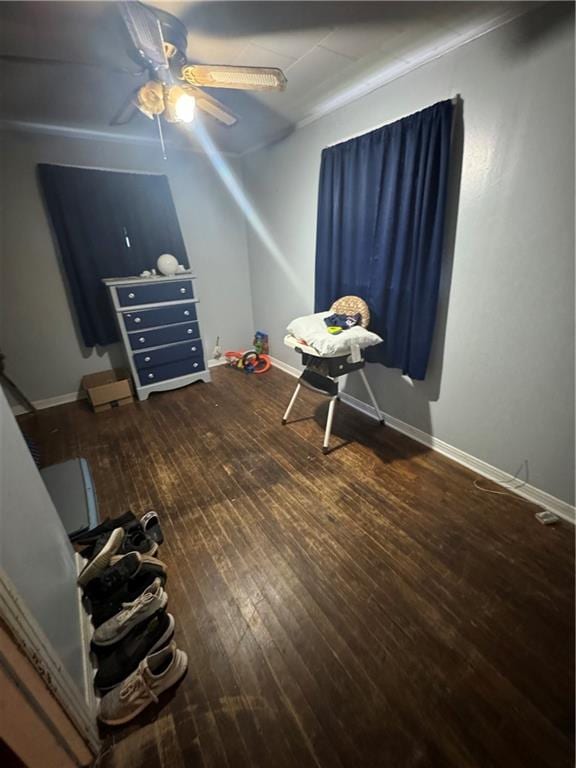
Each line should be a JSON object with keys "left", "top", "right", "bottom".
{"left": 84, "top": 553, "right": 167, "bottom": 628}
{"left": 92, "top": 579, "right": 167, "bottom": 647}
{"left": 98, "top": 642, "right": 188, "bottom": 726}
{"left": 77, "top": 528, "right": 125, "bottom": 588}
{"left": 79, "top": 522, "right": 157, "bottom": 561}
{"left": 94, "top": 611, "right": 175, "bottom": 691}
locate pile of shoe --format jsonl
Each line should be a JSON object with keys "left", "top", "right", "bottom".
{"left": 73, "top": 511, "right": 188, "bottom": 726}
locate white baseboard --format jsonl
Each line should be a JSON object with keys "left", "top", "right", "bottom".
{"left": 11, "top": 391, "right": 83, "bottom": 416}
{"left": 270, "top": 356, "right": 302, "bottom": 378}
{"left": 269, "top": 356, "right": 575, "bottom": 524}
{"left": 11, "top": 358, "right": 228, "bottom": 416}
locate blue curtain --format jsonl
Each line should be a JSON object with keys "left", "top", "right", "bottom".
{"left": 314, "top": 100, "right": 453, "bottom": 380}
{"left": 38, "top": 165, "right": 189, "bottom": 348}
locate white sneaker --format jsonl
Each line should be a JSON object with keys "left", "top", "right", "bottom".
{"left": 92, "top": 578, "right": 167, "bottom": 647}
{"left": 77, "top": 528, "right": 125, "bottom": 588}
{"left": 98, "top": 642, "right": 188, "bottom": 726}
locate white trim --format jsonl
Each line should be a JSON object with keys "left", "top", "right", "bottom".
{"left": 74, "top": 554, "right": 98, "bottom": 720}
{"left": 11, "top": 391, "right": 83, "bottom": 416}
{"left": 270, "top": 356, "right": 302, "bottom": 378}
{"left": 120, "top": 300, "right": 199, "bottom": 316}
{"left": 295, "top": 5, "right": 536, "bottom": 131}
{"left": 11, "top": 361, "right": 224, "bottom": 416}
{"left": 2, "top": 6, "right": 536, "bottom": 159}
{"left": 0, "top": 119, "right": 241, "bottom": 157}
{"left": 103, "top": 273, "right": 196, "bottom": 287}
{"left": 269, "top": 356, "right": 575, "bottom": 524}
{"left": 0, "top": 119, "right": 161, "bottom": 146}
{"left": 208, "top": 357, "right": 228, "bottom": 368}
{"left": 240, "top": 4, "right": 538, "bottom": 158}
{"left": 0, "top": 565, "right": 99, "bottom": 754}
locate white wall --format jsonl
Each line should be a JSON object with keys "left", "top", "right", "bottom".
{"left": 0, "top": 386, "right": 86, "bottom": 695}
{"left": 0, "top": 130, "right": 253, "bottom": 402}
{"left": 241, "top": 5, "right": 575, "bottom": 506}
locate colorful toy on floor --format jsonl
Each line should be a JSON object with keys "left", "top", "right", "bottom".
{"left": 224, "top": 349, "right": 271, "bottom": 374}
{"left": 253, "top": 330, "right": 269, "bottom": 355}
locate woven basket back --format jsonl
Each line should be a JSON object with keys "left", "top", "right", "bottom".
{"left": 330, "top": 295, "right": 370, "bottom": 328}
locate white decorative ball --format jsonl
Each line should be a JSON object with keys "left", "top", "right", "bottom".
{"left": 157, "top": 253, "right": 179, "bottom": 276}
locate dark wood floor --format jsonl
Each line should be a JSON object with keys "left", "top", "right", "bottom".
{"left": 20, "top": 366, "right": 574, "bottom": 768}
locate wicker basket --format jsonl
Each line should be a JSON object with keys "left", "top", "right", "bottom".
{"left": 329, "top": 295, "right": 370, "bottom": 328}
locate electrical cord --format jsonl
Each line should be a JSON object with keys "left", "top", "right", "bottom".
{"left": 473, "top": 460, "right": 528, "bottom": 498}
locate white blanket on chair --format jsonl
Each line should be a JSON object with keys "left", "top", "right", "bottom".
{"left": 285, "top": 312, "right": 383, "bottom": 357}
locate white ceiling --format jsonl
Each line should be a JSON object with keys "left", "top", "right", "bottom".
{"left": 0, "top": 1, "right": 539, "bottom": 154}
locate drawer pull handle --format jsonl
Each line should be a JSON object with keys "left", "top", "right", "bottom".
{"left": 134, "top": 317, "right": 141, "bottom": 324}
{"left": 148, "top": 373, "right": 155, "bottom": 380}
{"left": 139, "top": 337, "right": 146, "bottom": 343}
{"left": 191, "top": 346, "right": 197, "bottom": 352}
{"left": 144, "top": 356, "right": 151, "bottom": 362}
{"left": 128, "top": 292, "right": 135, "bottom": 299}
{"left": 193, "top": 362, "right": 198, "bottom": 368}
{"left": 184, "top": 310, "right": 190, "bottom": 316}
{"left": 187, "top": 329, "right": 193, "bottom": 334}
{"left": 180, "top": 287, "right": 187, "bottom": 294}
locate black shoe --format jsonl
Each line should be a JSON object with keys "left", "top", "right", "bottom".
{"left": 70, "top": 512, "right": 136, "bottom": 544}
{"left": 94, "top": 611, "right": 175, "bottom": 692}
{"left": 79, "top": 522, "right": 157, "bottom": 561}
{"left": 85, "top": 554, "right": 167, "bottom": 627}
{"left": 120, "top": 523, "right": 158, "bottom": 557}
{"left": 140, "top": 510, "right": 164, "bottom": 546}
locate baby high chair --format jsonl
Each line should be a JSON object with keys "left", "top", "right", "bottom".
{"left": 282, "top": 296, "right": 384, "bottom": 453}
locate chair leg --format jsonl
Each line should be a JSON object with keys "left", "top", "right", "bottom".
{"left": 282, "top": 382, "right": 301, "bottom": 424}
{"left": 358, "top": 369, "right": 384, "bottom": 424}
{"left": 322, "top": 396, "right": 338, "bottom": 454}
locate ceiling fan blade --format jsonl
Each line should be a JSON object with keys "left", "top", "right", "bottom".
{"left": 181, "top": 65, "right": 286, "bottom": 92}
{"left": 110, "top": 90, "right": 140, "bottom": 126}
{"left": 0, "top": 53, "right": 141, "bottom": 76}
{"left": 119, "top": 1, "right": 169, "bottom": 72}
{"left": 182, "top": 85, "right": 237, "bottom": 127}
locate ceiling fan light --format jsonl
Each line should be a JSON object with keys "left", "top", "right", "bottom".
{"left": 163, "top": 85, "right": 196, "bottom": 123}
{"left": 137, "top": 81, "right": 165, "bottom": 119}
{"left": 175, "top": 93, "right": 196, "bottom": 123}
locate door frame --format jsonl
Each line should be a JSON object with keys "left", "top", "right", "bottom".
{"left": 0, "top": 564, "right": 99, "bottom": 759}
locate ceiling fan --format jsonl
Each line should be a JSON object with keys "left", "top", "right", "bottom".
{"left": 115, "top": 1, "right": 287, "bottom": 129}
{"left": 0, "top": 1, "right": 287, "bottom": 130}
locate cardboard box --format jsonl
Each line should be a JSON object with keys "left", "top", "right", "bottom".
{"left": 82, "top": 369, "right": 134, "bottom": 413}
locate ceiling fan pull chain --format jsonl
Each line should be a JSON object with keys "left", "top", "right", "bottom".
{"left": 156, "top": 114, "right": 167, "bottom": 161}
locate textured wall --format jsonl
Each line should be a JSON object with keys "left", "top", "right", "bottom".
{"left": 241, "top": 5, "right": 575, "bottom": 505}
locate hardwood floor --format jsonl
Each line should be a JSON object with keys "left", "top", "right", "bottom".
{"left": 20, "top": 366, "right": 574, "bottom": 768}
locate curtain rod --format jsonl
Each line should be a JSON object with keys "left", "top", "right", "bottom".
{"left": 325, "top": 96, "right": 459, "bottom": 149}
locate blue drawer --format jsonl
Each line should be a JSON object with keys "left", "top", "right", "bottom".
{"left": 123, "top": 302, "right": 197, "bottom": 331}
{"left": 128, "top": 322, "right": 199, "bottom": 350}
{"left": 117, "top": 280, "right": 194, "bottom": 307}
{"left": 138, "top": 356, "right": 205, "bottom": 387}
{"left": 133, "top": 340, "right": 204, "bottom": 370}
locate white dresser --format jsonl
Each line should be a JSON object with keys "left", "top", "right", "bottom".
{"left": 104, "top": 274, "right": 211, "bottom": 401}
